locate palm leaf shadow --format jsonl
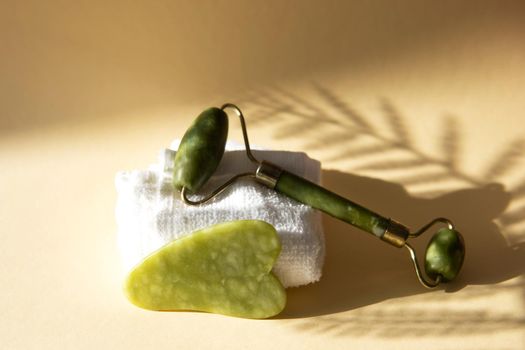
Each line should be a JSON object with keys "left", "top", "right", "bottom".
{"left": 291, "top": 308, "right": 525, "bottom": 338}
{"left": 241, "top": 83, "right": 525, "bottom": 221}
{"left": 483, "top": 139, "right": 525, "bottom": 182}
{"left": 239, "top": 84, "right": 525, "bottom": 338}
{"left": 441, "top": 115, "right": 461, "bottom": 171}
{"left": 380, "top": 98, "right": 413, "bottom": 148}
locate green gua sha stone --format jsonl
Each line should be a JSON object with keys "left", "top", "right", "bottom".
{"left": 124, "top": 220, "right": 286, "bottom": 319}
{"left": 172, "top": 107, "right": 228, "bottom": 193}
{"left": 424, "top": 228, "right": 465, "bottom": 282}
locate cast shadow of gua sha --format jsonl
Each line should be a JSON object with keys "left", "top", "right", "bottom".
{"left": 280, "top": 170, "right": 523, "bottom": 319}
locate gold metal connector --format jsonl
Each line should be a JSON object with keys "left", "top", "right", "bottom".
{"left": 255, "top": 161, "right": 283, "bottom": 189}
{"left": 381, "top": 219, "right": 410, "bottom": 248}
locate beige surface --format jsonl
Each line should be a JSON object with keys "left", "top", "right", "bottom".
{"left": 1, "top": 1, "right": 525, "bottom": 349}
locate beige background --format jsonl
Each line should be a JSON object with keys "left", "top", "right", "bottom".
{"left": 1, "top": 1, "right": 525, "bottom": 349}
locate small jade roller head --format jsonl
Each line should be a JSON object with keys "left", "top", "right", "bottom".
{"left": 403, "top": 218, "right": 466, "bottom": 288}
{"left": 424, "top": 227, "right": 465, "bottom": 282}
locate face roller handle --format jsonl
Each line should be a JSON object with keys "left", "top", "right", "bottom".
{"left": 177, "top": 104, "right": 466, "bottom": 289}
{"left": 255, "top": 161, "right": 465, "bottom": 289}
{"left": 256, "top": 161, "right": 407, "bottom": 246}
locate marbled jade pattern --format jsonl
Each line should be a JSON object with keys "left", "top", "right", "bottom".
{"left": 172, "top": 107, "right": 228, "bottom": 193}
{"left": 275, "top": 171, "right": 389, "bottom": 237}
{"left": 425, "top": 228, "right": 465, "bottom": 281}
{"left": 124, "top": 220, "right": 286, "bottom": 319}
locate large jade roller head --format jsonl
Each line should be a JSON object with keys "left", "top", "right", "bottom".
{"left": 172, "top": 103, "right": 466, "bottom": 289}
{"left": 173, "top": 107, "right": 228, "bottom": 193}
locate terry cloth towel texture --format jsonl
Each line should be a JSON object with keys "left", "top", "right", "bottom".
{"left": 115, "top": 141, "right": 325, "bottom": 288}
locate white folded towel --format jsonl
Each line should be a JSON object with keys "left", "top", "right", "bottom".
{"left": 115, "top": 141, "right": 325, "bottom": 288}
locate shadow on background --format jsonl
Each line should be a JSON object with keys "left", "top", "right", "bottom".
{"left": 280, "top": 171, "right": 525, "bottom": 319}
{"left": 247, "top": 85, "right": 525, "bottom": 337}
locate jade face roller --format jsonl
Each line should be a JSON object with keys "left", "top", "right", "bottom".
{"left": 172, "top": 103, "right": 466, "bottom": 288}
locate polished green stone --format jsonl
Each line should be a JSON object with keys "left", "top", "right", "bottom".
{"left": 172, "top": 107, "right": 228, "bottom": 193}
{"left": 424, "top": 228, "right": 465, "bottom": 282}
{"left": 124, "top": 220, "right": 286, "bottom": 319}
{"left": 275, "top": 170, "right": 389, "bottom": 237}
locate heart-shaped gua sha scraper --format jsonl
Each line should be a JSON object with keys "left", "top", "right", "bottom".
{"left": 124, "top": 220, "right": 286, "bottom": 318}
